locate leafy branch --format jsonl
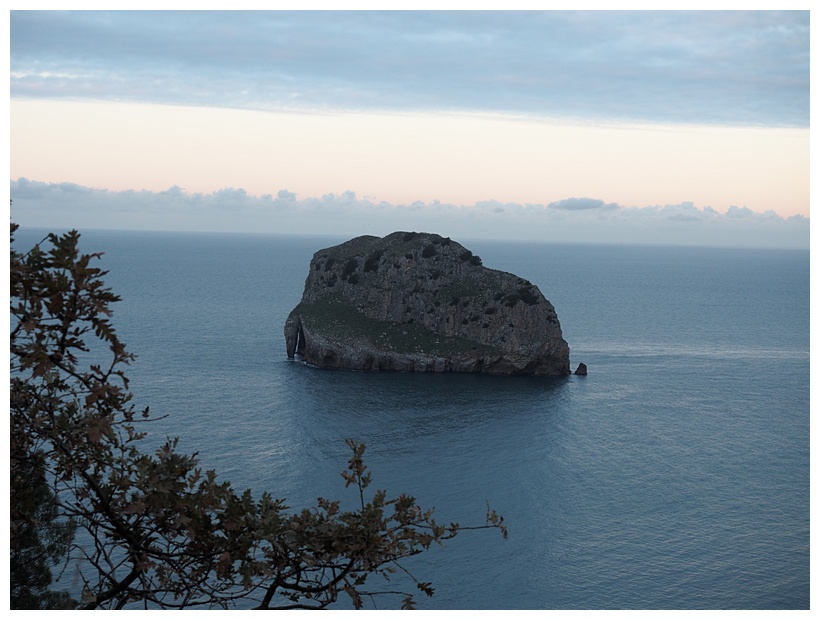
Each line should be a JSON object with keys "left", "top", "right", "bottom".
{"left": 10, "top": 223, "right": 507, "bottom": 610}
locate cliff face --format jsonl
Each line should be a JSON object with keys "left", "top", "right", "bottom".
{"left": 284, "top": 232, "right": 571, "bottom": 375}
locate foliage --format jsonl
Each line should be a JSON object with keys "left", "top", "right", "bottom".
{"left": 9, "top": 223, "right": 507, "bottom": 610}
{"left": 459, "top": 249, "right": 482, "bottom": 266}
{"left": 10, "top": 458, "right": 76, "bottom": 609}
{"left": 289, "top": 295, "right": 500, "bottom": 358}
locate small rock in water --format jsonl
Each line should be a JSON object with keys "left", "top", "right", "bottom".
{"left": 574, "top": 363, "right": 588, "bottom": 376}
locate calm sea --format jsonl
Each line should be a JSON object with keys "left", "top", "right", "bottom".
{"left": 14, "top": 228, "right": 810, "bottom": 610}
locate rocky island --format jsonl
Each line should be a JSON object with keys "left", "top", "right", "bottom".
{"left": 284, "top": 232, "right": 571, "bottom": 375}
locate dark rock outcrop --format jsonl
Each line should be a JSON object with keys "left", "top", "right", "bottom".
{"left": 574, "top": 362, "right": 588, "bottom": 376}
{"left": 284, "top": 232, "right": 571, "bottom": 375}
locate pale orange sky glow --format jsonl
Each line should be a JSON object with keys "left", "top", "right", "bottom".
{"left": 10, "top": 99, "right": 809, "bottom": 218}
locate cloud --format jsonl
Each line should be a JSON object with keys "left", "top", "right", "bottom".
{"left": 726, "top": 205, "right": 756, "bottom": 219}
{"left": 548, "top": 197, "right": 619, "bottom": 211}
{"left": 10, "top": 179, "right": 809, "bottom": 251}
{"left": 10, "top": 10, "right": 809, "bottom": 127}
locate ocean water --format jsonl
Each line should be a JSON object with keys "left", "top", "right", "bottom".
{"left": 14, "top": 228, "right": 810, "bottom": 609}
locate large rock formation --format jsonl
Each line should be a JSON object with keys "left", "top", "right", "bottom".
{"left": 284, "top": 232, "right": 571, "bottom": 375}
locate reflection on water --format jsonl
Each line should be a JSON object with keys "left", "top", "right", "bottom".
{"left": 283, "top": 362, "right": 571, "bottom": 455}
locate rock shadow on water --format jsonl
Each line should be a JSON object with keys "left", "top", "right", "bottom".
{"left": 282, "top": 359, "right": 572, "bottom": 454}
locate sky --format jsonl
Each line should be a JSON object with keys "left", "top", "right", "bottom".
{"left": 8, "top": 6, "right": 812, "bottom": 248}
